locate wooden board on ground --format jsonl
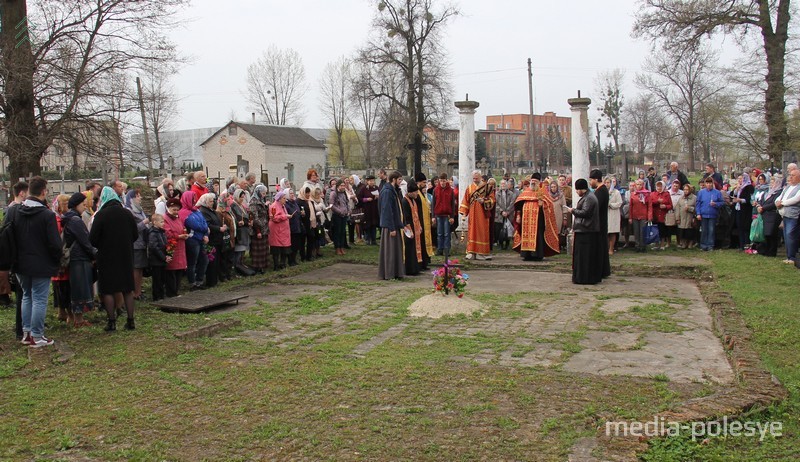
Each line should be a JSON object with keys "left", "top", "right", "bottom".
{"left": 152, "top": 292, "right": 249, "bottom": 313}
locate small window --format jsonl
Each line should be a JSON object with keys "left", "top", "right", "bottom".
{"left": 228, "top": 125, "right": 237, "bottom": 136}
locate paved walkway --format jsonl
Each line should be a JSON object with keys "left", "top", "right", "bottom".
{"left": 230, "top": 262, "right": 732, "bottom": 384}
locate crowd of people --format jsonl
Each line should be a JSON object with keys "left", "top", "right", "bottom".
{"left": 2, "top": 161, "right": 798, "bottom": 348}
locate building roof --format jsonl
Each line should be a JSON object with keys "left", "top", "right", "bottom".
{"left": 200, "top": 121, "right": 326, "bottom": 149}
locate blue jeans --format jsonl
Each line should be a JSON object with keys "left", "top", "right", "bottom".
{"left": 17, "top": 274, "right": 51, "bottom": 338}
{"left": 700, "top": 217, "right": 716, "bottom": 250}
{"left": 185, "top": 238, "right": 208, "bottom": 285}
{"left": 436, "top": 216, "right": 451, "bottom": 251}
{"left": 783, "top": 217, "right": 799, "bottom": 261}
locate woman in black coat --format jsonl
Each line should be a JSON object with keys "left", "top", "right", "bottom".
{"left": 200, "top": 194, "right": 226, "bottom": 287}
{"left": 89, "top": 187, "right": 138, "bottom": 331}
{"left": 63, "top": 193, "right": 96, "bottom": 327}
{"left": 757, "top": 176, "right": 783, "bottom": 257}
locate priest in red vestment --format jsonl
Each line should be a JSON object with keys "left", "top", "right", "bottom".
{"left": 459, "top": 170, "right": 495, "bottom": 260}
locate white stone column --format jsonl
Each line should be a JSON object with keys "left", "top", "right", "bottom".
{"left": 455, "top": 99, "right": 479, "bottom": 229}
{"left": 568, "top": 95, "right": 592, "bottom": 192}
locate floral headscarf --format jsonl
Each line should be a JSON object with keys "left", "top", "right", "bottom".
{"left": 98, "top": 186, "right": 120, "bottom": 211}
{"left": 251, "top": 184, "right": 269, "bottom": 206}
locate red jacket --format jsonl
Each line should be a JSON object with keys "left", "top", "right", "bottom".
{"left": 629, "top": 189, "right": 652, "bottom": 221}
{"left": 191, "top": 183, "right": 209, "bottom": 199}
{"left": 649, "top": 190, "right": 673, "bottom": 224}
{"left": 433, "top": 184, "right": 455, "bottom": 217}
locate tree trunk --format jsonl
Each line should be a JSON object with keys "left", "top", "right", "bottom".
{"left": 1, "top": 0, "right": 42, "bottom": 180}
{"left": 761, "top": 0, "right": 790, "bottom": 163}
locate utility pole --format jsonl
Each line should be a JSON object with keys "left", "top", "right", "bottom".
{"left": 527, "top": 58, "right": 535, "bottom": 170}
{"left": 595, "top": 122, "right": 602, "bottom": 168}
{"left": 136, "top": 76, "right": 153, "bottom": 179}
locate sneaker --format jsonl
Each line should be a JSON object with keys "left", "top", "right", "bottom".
{"left": 476, "top": 254, "right": 487, "bottom": 261}
{"left": 29, "top": 336, "right": 54, "bottom": 348}
{"left": 484, "top": 255, "right": 493, "bottom": 260}
{"left": 20, "top": 332, "right": 33, "bottom": 345}
{"left": 465, "top": 253, "right": 475, "bottom": 260}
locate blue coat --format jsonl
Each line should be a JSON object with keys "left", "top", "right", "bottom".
{"left": 696, "top": 188, "right": 724, "bottom": 219}
{"left": 184, "top": 210, "right": 209, "bottom": 242}
{"left": 379, "top": 183, "right": 402, "bottom": 231}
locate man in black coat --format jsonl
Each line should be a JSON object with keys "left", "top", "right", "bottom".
{"left": 14, "top": 177, "right": 62, "bottom": 347}
{"left": 589, "top": 169, "right": 611, "bottom": 279}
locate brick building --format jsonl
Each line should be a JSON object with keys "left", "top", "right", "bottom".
{"left": 201, "top": 121, "right": 326, "bottom": 186}
{"left": 484, "top": 112, "right": 572, "bottom": 173}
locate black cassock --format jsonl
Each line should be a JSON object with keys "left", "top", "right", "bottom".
{"left": 572, "top": 193, "right": 601, "bottom": 285}
{"left": 593, "top": 184, "right": 611, "bottom": 278}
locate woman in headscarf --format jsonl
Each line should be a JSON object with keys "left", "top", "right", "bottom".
{"left": 231, "top": 188, "right": 252, "bottom": 273}
{"left": 51, "top": 195, "right": 72, "bottom": 324}
{"left": 182, "top": 191, "right": 210, "bottom": 290}
{"left": 125, "top": 189, "right": 150, "bottom": 300}
{"left": 731, "top": 172, "right": 754, "bottom": 250}
{"left": 154, "top": 180, "right": 174, "bottom": 216}
{"left": 285, "top": 189, "right": 303, "bottom": 267}
{"left": 89, "top": 186, "right": 138, "bottom": 331}
{"left": 199, "top": 193, "right": 224, "bottom": 287}
{"left": 605, "top": 177, "right": 623, "bottom": 254}
{"left": 348, "top": 175, "right": 363, "bottom": 245}
{"left": 63, "top": 192, "right": 95, "bottom": 327}
{"left": 216, "top": 192, "right": 236, "bottom": 281}
{"left": 163, "top": 197, "right": 189, "bottom": 296}
{"left": 676, "top": 183, "right": 697, "bottom": 249}
{"left": 649, "top": 181, "right": 673, "bottom": 250}
{"left": 269, "top": 189, "right": 292, "bottom": 270}
{"left": 756, "top": 173, "right": 783, "bottom": 257}
{"left": 299, "top": 186, "right": 322, "bottom": 261}
{"left": 249, "top": 184, "right": 270, "bottom": 274}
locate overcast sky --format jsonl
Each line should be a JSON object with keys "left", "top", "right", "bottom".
{"left": 167, "top": 0, "right": 728, "bottom": 133}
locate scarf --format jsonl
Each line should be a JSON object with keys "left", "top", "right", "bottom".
{"left": 252, "top": 184, "right": 269, "bottom": 206}
{"left": 548, "top": 183, "right": 563, "bottom": 201}
{"left": 98, "top": 186, "right": 120, "bottom": 211}
{"left": 125, "top": 190, "right": 144, "bottom": 215}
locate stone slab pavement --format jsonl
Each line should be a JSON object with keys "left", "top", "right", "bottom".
{"left": 232, "top": 262, "right": 732, "bottom": 384}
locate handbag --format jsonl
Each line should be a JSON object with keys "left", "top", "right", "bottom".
{"left": 644, "top": 222, "right": 660, "bottom": 245}
{"left": 351, "top": 207, "right": 364, "bottom": 224}
{"left": 664, "top": 210, "right": 677, "bottom": 226}
{"left": 750, "top": 214, "right": 765, "bottom": 243}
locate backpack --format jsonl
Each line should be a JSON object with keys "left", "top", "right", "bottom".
{"left": 0, "top": 207, "right": 19, "bottom": 270}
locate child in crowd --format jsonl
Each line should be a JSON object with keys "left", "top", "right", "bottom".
{"left": 147, "top": 213, "right": 170, "bottom": 301}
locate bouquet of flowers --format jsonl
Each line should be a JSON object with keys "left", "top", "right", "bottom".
{"left": 432, "top": 259, "right": 469, "bottom": 298}
{"left": 204, "top": 243, "right": 217, "bottom": 262}
{"left": 166, "top": 237, "right": 177, "bottom": 259}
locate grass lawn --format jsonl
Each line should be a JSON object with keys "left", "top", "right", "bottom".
{"left": 0, "top": 244, "right": 797, "bottom": 460}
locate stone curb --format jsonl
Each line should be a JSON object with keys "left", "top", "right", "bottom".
{"left": 584, "top": 269, "right": 788, "bottom": 461}
{"left": 175, "top": 319, "right": 242, "bottom": 340}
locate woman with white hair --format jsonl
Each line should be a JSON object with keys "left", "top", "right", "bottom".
{"left": 199, "top": 193, "right": 226, "bottom": 287}
{"left": 183, "top": 192, "right": 211, "bottom": 290}
{"left": 249, "top": 184, "right": 270, "bottom": 274}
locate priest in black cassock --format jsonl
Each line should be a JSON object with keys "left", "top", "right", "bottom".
{"left": 569, "top": 179, "right": 601, "bottom": 284}
{"left": 589, "top": 169, "right": 611, "bottom": 278}
{"left": 378, "top": 171, "right": 405, "bottom": 280}
{"left": 401, "top": 180, "right": 424, "bottom": 276}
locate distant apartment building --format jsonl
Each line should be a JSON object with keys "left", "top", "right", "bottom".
{"left": 130, "top": 126, "right": 219, "bottom": 168}
{"left": 422, "top": 126, "right": 460, "bottom": 175}
{"left": 484, "top": 112, "right": 572, "bottom": 173}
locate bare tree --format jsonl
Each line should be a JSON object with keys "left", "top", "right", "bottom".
{"left": 358, "top": 0, "right": 458, "bottom": 175}
{"left": 246, "top": 45, "right": 307, "bottom": 126}
{"left": 319, "top": 56, "right": 353, "bottom": 166}
{"left": 633, "top": 0, "right": 791, "bottom": 163}
{"left": 0, "top": 0, "right": 187, "bottom": 180}
{"left": 140, "top": 61, "right": 179, "bottom": 169}
{"left": 595, "top": 69, "right": 626, "bottom": 157}
{"left": 636, "top": 44, "right": 724, "bottom": 171}
{"left": 350, "top": 61, "right": 384, "bottom": 168}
